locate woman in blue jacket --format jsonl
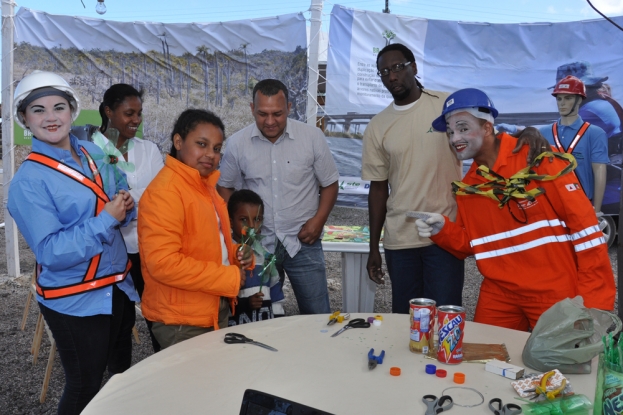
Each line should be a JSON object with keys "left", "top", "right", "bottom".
{"left": 8, "top": 71, "right": 138, "bottom": 415}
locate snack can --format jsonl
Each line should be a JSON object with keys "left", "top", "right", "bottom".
{"left": 437, "top": 305, "right": 465, "bottom": 364}
{"left": 409, "top": 298, "right": 436, "bottom": 354}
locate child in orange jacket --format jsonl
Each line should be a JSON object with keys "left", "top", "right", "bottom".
{"left": 138, "top": 109, "right": 252, "bottom": 349}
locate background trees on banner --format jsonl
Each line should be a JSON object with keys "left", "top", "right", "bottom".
{"left": 13, "top": 8, "right": 308, "bottom": 151}
{"left": 325, "top": 5, "right": 623, "bottom": 211}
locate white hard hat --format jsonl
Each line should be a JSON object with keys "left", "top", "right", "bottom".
{"left": 13, "top": 70, "right": 80, "bottom": 129}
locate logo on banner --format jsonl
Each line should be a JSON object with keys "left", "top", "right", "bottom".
{"left": 338, "top": 177, "right": 371, "bottom": 194}
{"left": 382, "top": 30, "right": 396, "bottom": 46}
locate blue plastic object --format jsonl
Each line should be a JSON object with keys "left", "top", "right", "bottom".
{"left": 425, "top": 364, "right": 437, "bottom": 375}
{"left": 368, "top": 348, "right": 385, "bottom": 364}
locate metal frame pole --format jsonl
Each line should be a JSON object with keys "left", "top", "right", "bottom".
{"left": 306, "top": 0, "right": 323, "bottom": 126}
{"left": 2, "top": 0, "right": 20, "bottom": 278}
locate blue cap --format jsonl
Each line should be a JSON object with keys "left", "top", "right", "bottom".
{"left": 426, "top": 364, "right": 437, "bottom": 374}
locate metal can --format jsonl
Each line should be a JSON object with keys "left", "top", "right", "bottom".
{"left": 437, "top": 305, "right": 466, "bottom": 364}
{"left": 409, "top": 298, "right": 436, "bottom": 354}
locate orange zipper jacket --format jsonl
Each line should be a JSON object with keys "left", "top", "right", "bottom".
{"left": 139, "top": 155, "right": 242, "bottom": 328}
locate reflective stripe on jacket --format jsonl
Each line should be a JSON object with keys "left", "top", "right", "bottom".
{"left": 432, "top": 133, "right": 615, "bottom": 308}
{"left": 26, "top": 149, "right": 131, "bottom": 299}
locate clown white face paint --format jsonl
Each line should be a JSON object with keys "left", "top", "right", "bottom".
{"left": 446, "top": 111, "right": 486, "bottom": 161}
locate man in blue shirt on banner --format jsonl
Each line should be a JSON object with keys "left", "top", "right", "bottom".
{"left": 539, "top": 75, "right": 609, "bottom": 215}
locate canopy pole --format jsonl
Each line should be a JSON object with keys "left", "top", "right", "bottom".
{"left": 306, "top": 0, "right": 323, "bottom": 126}
{"left": 2, "top": 0, "right": 20, "bottom": 278}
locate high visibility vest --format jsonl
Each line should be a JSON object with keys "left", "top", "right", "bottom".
{"left": 551, "top": 121, "right": 590, "bottom": 154}
{"left": 26, "top": 148, "right": 131, "bottom": 300}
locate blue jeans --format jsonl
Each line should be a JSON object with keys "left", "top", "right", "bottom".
{"left": 385, "top": 244, "right": 464, "bottom": 314}
{"left": 277, "top": 239, "right": 331, "bottom": 314}
{"left": 38, "top": 285, "right": 135, "bottom": 415}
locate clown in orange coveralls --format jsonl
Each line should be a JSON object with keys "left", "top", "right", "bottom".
{"left": 414, "top": 88, "right": 615, "bottom": 331}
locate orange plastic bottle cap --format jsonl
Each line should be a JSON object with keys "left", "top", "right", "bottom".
{"left": 390, "top": 367, "right": 401, "bottom": 376}
{"left": 436, "top": 369, "right": 447, "bottom": 378}
{"left": 453, "top": 372, "right": 465, "bottom": 384}
{"left": 375, "top": 315, "right": 383, "bottom": 321}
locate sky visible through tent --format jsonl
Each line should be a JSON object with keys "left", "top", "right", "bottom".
{"left": 1, "top": 0, "right": 622, "bottom": 103}
{"left": 10, "top": 0, "right": 623, "bottom": 24}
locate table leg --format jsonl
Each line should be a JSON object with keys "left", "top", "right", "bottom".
{"left": 341, "top": 252, "right": 376, "bottom": 313}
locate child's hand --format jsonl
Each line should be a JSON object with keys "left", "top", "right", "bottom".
{"left": 117, "top": 189, "right": 135, "bottom": 212}
{"left": 249, "top": 292, "right": 264, "bottom": 310}
{"left": 237, "top": 244, "right": 253, "bottom": 268}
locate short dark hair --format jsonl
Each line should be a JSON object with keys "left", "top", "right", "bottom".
{"left": 252, "top": 79, "right": 289, "bottom": 103}
{"left": 169, "top": 109, "right": 225, "bottom": 157}
{"left": 227, "top": 189, "right": 264, "bottom": 218}
{"left": 376, "top": 43, "right": 416, "bottom": 68}
{"left": 376, "top": 43, "right": 438, "bottom": 99}
{"left": 99, "top": 83, "right": 144, "bottom": 134}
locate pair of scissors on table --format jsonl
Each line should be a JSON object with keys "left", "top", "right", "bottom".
{"left": 422, "top": 395, "right": 453, "bottom": 414}
{"left": 488, "top": 398, "right": 521, "bottom": 415}
{"left": 224, "top": 333, "right": 278, "bottom": 352}
{"left": 330, "top": 318, "right": 370, "bottom": 337}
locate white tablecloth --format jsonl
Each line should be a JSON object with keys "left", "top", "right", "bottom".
{"left": 83, "top": 314, "right": 598, "bottom": 414}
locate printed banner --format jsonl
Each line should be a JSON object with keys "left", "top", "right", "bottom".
{"left": 325, "top": 5, "right": 623, "bottom": 213}
{"left": 13, "top": 8, "right": 308, "bottom": 150}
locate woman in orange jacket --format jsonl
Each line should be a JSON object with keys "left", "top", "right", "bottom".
{"left": 138, "top": 109, "right": 252, "bottom": 349}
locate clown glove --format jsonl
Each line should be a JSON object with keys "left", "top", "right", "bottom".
{"left": 406, "top": 211, "right": 445, "bottom": 238}
{"left": 596, "top": 212, "right": 608, "bottom": 231}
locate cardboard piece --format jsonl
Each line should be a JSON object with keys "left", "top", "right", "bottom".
{"left": 485, "top": 358, "right": 525, "bottom": 380}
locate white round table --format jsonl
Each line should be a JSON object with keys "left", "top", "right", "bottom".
{"left": 82, "top": 313, "right": 598, "bottom": 414}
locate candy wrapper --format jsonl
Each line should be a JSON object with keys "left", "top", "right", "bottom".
{"left": 511, "top": 369, "right": 573, "bottom": 399}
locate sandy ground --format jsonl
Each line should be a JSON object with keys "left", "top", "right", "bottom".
{"left": 0, "top": 192, "right": 618, "bottom": 413}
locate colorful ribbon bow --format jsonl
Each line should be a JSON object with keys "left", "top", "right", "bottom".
{"left": 452, "top": 151, "right": 577, "bottom": 208}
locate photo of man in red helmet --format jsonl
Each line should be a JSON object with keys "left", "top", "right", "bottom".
{"left": 538, "top": 75, "right": 609, "bottom": 219}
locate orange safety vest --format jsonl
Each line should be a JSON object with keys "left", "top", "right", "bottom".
{"left": 551, "top": 121, "right": 590, "bottom": 154}
{"left": 26, "top": 148, "right": 131, "bottom": 300}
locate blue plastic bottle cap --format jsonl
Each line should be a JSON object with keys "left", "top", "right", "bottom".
{"left": 425, "top": 364, "right": 437, "bottom": 375}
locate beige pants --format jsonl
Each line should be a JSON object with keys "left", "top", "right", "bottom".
{"left": 151, "top": 297, "right": 230, "bottom": 350}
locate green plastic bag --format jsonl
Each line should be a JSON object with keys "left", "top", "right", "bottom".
{"left": 522, "top": 296, "right": 621, "bottom": 374}
{"left": 594, "top": 353, "right": 623, "bottom": 415}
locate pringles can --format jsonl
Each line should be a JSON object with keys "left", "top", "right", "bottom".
{"left": 409, "top": 298, "right": 436, "bottom": 354}
{"left": 437, "top": 305, "right": 466, "bottom": 364}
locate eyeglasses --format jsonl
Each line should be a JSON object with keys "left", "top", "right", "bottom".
{"left": 377, "top": 62, "right": 412, "bottom": 77}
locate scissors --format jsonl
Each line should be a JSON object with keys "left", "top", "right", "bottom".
{"left": 488, "top": 398, "right": 521, "bottom": 415}
{"left": 330, "top": 318, "right": 371, "bottom": 337}
{"left": 422, "top": 395, "right": 453, "bottom": 415}
{"left": 224, "top": 333, "right": 278, "bottom": 352}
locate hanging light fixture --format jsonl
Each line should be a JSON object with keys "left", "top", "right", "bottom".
{"left": 95, "top": 0, "right": 106, "bottom": 15}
